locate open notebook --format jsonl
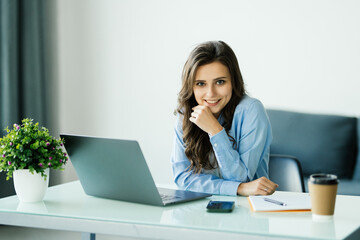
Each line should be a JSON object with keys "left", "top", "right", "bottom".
{"left": 248, "top": 194, "right": 311, "bottom": 212}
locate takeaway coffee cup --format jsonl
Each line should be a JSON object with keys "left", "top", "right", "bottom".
{"left": 308, "top": 174, "right": 339, "bottom": 220}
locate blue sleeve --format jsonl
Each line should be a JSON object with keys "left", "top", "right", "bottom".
{"left": 170, "top": 115, "right": 240, "bottom": 196}
{"left": 210, "top": 99, "right": 272, "bottom": 182}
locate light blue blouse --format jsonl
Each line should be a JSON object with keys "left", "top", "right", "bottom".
{"left": 171, "top": 96, "right": 272, "bottom": 196}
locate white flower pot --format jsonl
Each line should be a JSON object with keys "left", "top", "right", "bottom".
{"left": 13, "top": 168, "right": 49, "bottom": 203}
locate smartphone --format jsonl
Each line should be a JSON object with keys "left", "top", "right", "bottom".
{"left": 206, "top": 200, "right": 235, "bottom": 213}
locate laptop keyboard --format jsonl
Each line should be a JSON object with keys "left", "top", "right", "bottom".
{"left": 160, "top": 194, "right": 181, "bottom": 202}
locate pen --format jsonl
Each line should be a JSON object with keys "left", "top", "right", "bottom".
{"left": 264, "top": 197, "right": 287, "bottom": 206}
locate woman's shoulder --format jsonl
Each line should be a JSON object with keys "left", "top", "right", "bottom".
{"left": 232, "top": 95, "right": 270, "bottom": 128}
{"left": 234, "top": 95, "right": 265, "bottom": 114}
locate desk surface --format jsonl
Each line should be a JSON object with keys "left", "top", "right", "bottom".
{"left": 0, "top": 181, "right": 360, "bottom": 240}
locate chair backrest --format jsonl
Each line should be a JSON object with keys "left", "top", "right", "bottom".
{"left": 267, "top": 109, "right": 357, "bottom": 179}
{"left": 269, "top": 154, "right": 305, "bottom": 192}
{"left": 353, "top": 118, "right": 360, "bottom": 180}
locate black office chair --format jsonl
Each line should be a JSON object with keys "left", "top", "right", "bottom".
{"left": 0, "top": 171, "right": 15, "bottom": 198}
{"left": 269, "top": 154, "right": 305, "bottom": 192}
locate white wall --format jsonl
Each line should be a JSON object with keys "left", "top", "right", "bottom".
{"left": 56, "top": 0, "right": 360, "bottom": 185}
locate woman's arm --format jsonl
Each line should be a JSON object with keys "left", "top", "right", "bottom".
{"left": 191, "top": 99, "right": 272, "bottom": 182}
{"left": 171, "top": 116, "right": 277, "bottom": 196}
{"left": 171, "top": 99, "right": 278, "bottom": 196}
{"left": 209, "top": 100, "right": 271, "bottom": 182}
{"left": 209, "top": 99, "right": 278, "bottom": 195}
{"left": 171, "top": 116, "right": 240, "bottom": 195}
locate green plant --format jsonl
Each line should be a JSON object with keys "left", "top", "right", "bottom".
{"left": 0, "top": 118, "right": 68, "bottom": 180}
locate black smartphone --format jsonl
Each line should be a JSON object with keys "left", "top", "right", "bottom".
{"left": 206, "top": 200, "right": 235, "bottom": 213}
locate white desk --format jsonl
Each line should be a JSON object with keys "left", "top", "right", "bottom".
{"left": 0, "top": 181, "right": 359, "bottom": 240}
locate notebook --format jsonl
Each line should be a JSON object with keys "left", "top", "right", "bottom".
{"left": 248, "top": 194, "right": 311, "bottom": 212}
{"left": 60, "top": 134, "right": 211, "bottom": 206}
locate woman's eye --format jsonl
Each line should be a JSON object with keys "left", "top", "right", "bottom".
{"left": 196, "top": 82, "right": 205, "bottom": 86}
{"left": 216, "top": 80, "right": 225, "bottom": 85}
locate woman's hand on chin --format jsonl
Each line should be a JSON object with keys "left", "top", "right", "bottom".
{"left": 189, "top": 105, "right": 223, "bottom": 136}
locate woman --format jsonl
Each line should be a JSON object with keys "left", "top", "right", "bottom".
{"left": 171, "top": 41, "right": 278, "bottom": 196}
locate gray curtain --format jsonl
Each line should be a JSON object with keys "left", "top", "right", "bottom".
{"left": 0, "top": 0, "right": 55, "bottom": 135}
{"left": 0, "top": 0, "right": 56, "bottom": 197}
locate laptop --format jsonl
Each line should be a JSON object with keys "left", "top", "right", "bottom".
{"left": 60, "top": 134, "right": 211, "bottom": 206}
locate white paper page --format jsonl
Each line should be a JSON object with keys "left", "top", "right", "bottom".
{"left": 248, "top": 194, "right": 311, "bottom": 212}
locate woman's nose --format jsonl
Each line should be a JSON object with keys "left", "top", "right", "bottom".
{"left": 206, "top": 85, "right": 216, "bottom": 97}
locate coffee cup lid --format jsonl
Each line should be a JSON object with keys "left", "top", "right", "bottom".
{"left": 309, "top": 174, "right": 339, "bottom": 185}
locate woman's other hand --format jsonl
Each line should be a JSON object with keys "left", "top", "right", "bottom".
{"left": 237, "top": 177, "right": 279, "bottom": 196}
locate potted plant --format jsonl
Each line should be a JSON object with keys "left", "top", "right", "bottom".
{"left": 0, "top": 118, "right": 68, "bottom": 202}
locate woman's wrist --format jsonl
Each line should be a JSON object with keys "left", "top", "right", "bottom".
{"left": 237, "top": 183, "right": 245, "bottom": 196}
{"left": 208, "top": 123, "right": 224, "bottom": 136}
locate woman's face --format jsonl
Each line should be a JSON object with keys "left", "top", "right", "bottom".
{"left": 193, "top": 61, "right": 232, "bottom": 118}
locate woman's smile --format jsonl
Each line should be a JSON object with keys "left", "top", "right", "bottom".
{"left": 204, "top": 99, "right": 221, "bottom": 106}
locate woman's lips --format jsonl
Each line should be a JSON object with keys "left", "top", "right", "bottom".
{"left": 205, "top": 99, "right": 220, "bottom": 106}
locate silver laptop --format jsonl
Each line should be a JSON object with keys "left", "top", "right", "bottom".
{"left": 60, "top": 134, "right": 211, "bottom": 206}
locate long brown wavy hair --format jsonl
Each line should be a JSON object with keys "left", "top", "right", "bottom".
{"left": 176, "top": 41, "right": 246, "bottom": 173}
